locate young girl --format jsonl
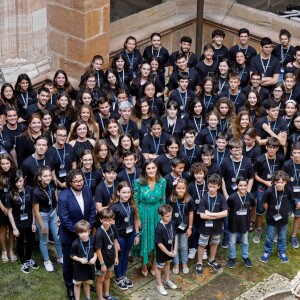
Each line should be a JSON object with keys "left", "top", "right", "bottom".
{"left": 32, "top": 166, "right": 63, "bottom": 271}
{"left": 232, "top": 51, "right": 250, "bottom": 88}
{"left": 7, "top": 170, "right": 39, "bottom": 273}
{"left": 41, "top": 109, "right": 56, "bottom": 145}
{"left": 103, "top": 68, "right": 121, "bottom": 104}
{"left": 109, "top": 181, "right": 140, "bottom": 290}
{"left": 269, "top": 83, "right": 286, "bottom": 116}
{"left": 143, "top": 81, "right": 164, "bottom": 118}
{"left": 230, "top": 110, "right": 251, "bottom": 140}
{"left": 149, "top": 57, "right": 166, "bottom": 95}
{"left": 284, "top": 99, "right": 298, "bottom": 128}
{"left": 103, "top": 118, "right": 121, "bottom": 153}
{"left": 93, "top": 139, "right": 113, "bottom": 172}
{"left": 111, "top": 53, "right": 133, "bottom": 89}
{"left": 81, "top": 55, "right": 105, "bottom": 89}
{"left": 0, "top": 153, "right": 17, "bottom": 263}
{"left": 214, "top": 58, "right": 231, "bottom": 94}
{"left": 186, "top": 97, "right": 207, "bottom": 135}
{"left": 14, "top": 73, "right": 37, "bottom": 121}
{"left": 200, "top": 76, "right": 218, "bottom": 113}
{"left": 242, "top": 127, "right": 261, "bottom": 165}
{"left": 168, "top": 179, "right": 193, "bottom": 274}
{"left": 214, "top": 97, "right": 236, "bottom": 132}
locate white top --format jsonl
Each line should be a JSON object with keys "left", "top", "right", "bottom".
{"left": 71, "top": 189, "right": 84, "bottom": 215}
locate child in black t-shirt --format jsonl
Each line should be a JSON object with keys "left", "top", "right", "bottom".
{"left": 155, "top": 204, "right": 178, "bottom": 296}
{"left": 70, "top": 220, "right": 97, "bottom": 300}
{"left": 227, "top": 177, "right": 255, "bottom": 269}
{"left": 95, "top": 208, "right": 119, "bottom": 300}
{"left": 261, "top": 171, "right": 292, "bottom": 264}
{"left": 196, "top": 174, "right": 228, "bottom": 275}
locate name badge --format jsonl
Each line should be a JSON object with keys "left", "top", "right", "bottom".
{"left": 294, "top": 186, "right": 300, "bottom": 193}
{"left": 58, "top": 169, "right": 67, "bottom": 178}
{"left": 126, "top": 226, "right": 133, "bottom": 234}
{"left": 20, "top": 213, "right": 28, "bottom": 221}
{"left": 205, "top": 220, "right": 213, "bottom": 227}
{"left": 50, "top": 209, "right": 55, "bottom": 218}
{"left": 273, "top": 213, "right": 282, "bottom": 221}
{"left": 280, "top": 67, "right": 284, "bottom": 74}
{"left": 197, "top": 209, "right": 201, "bottom": 214}
{"left": 231, "top": 183, "right": 237, "bottom": 191}
{"left": 237, "top": 208, "right": 247, "bottom": 216}
{"left": 178, "top": 222, "right": 187, "bottom": 230}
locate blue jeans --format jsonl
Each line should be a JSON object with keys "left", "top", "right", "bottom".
{"left": 36, "top": 210, "right": 63, "bottom": 261}
{"left": 173, "top": 233, "right": 188, "bottom": 265}
{"left": 256, "top": 184, "right": 267, "bottom": 215}
{"left": 229, "top": 231, "right": 249, "bottom": 259}
{"left": 223, "top": 216, "right": 229, "bottom": 239}
{"left": 114, "top": 233, "right": 135, "bottom": 280}
{"left": 264, "top": 224, "right": 287, "bottom": 254}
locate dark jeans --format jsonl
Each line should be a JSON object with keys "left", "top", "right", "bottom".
{"left": 16, "top": 227, "right": 35, "bottom": 264}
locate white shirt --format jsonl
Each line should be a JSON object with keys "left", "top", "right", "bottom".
{"left": 71, "top": 188, "right": 84, "bottom": 215}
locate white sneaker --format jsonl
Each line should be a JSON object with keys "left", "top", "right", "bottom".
{"left": 44, "top": 260, "right": 54, "bottom": 272}
{"left": 165, "top": 280, "right": 177, "bottom": 289}
{"left": 188, "top": 248, "right": 197, "bottom": 259}
{"left": 57, "top": 256, "right": 63, "bottom": 264}
{"left": 157, "top": 285, "right": 168, "bottom": 295}
{"left": 203, "top": 249, "right": 208, "bottom": 260}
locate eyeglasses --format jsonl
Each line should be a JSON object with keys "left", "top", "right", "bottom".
{"left": 72, "top": 179, "right": 84, "bottom": 184}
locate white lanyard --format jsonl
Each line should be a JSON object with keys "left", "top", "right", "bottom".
{"left": 193, "top": 116, "right": 202, "bottom": 133}
{"left": 195, "top": 181, "right": 205, "bottom": 200}
{"left": 260, "top": 54, "right": 271, "bottom": 75}
{"left": 101, "top": 226, "right": 114, "bottom": 245}
{"left": 265, "top": 154, "right": 276, "bottom": 175}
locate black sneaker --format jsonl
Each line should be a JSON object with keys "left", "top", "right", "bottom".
{"left": 221, "top": 238, "right": 229, "bottom": 249}
{"left": 195, "top": 263, "right": 203, "bottom": 275}
{"left": 208, "top": 260, "right": 223, "bottom": 271}
{"left": 21, "top": 263, "right": 30, "bottom": 274}
{"left": 227, "top": 258, "right": 235, "bottom": 269}
{"left": 123, "top": 276, "right": 133, "bottom": 288}
{"left": 115, "top": 278, "right": 128, "bottom": 291}
{"left": 242, "top": 257, "right": 253, "bottom": 268}
{"left": 26, "top": 259, "right": 39, "bottom": 269}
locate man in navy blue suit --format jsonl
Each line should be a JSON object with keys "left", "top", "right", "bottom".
{"left": 58, "top": 169, "right": 96, "bottom": 300}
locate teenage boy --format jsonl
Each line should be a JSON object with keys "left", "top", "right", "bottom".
{"left": 95, "top": 208, "right": 119, "bottom": 300}
{"left": 255, "top": 100, "right": 288, "bottom": 156}
{"left": 182, "top": 127, "right": 201, "bottom": 166}
{"left": 260, "top": 171, "right": 292, "bottom": 264}
{"left": 169, "top": 73, "right": 196, "bottom": 118}
{"left": 110, "top": 88, "right": 129, "bottom": 119}
{"left": 195, "top": 174, "right": 228, "bottom": 275}
{"left": 219, "top": 72, "right": 246, "bottom": 113}
{"left": 213, "top": 132, "right": 230, "bottom": 167}
{"left": 285, "top": 46, "right": 300, "bottom": 75}
{"left": 95, "top": 97, "right": 115, "bottom": 136}
{"left": 201, "top": 144, "right": 222, "bottom": 178}
{"left": 27, "top": 87, "right": 53, "bottom": 117}
{"left": 282, "top": 142, "right": 300, "bottom": 248}
{"left": 164, "top": 157, "right": 189, "bottom": 199}
{"left": 188, "top": 163, "right": 208, "bottom": 260}
{"left": 211, "top": 29, "right": 230, "bottom": 63}
{"left": 46, "top": 125, "right": 77, "bottom": 191}
{"left": 41, "top": 79, "right": 55, "bottom": 105}
{"left": 168, "top": 36, "right": 198, "bottom": 76}
{"left": 116, "top": 151, "right": 141, "bottom": 190}
{"left": 168, "top": 53, "right": 201, "bottom": 95}
{"left": 227, "top": 177, "right": 255, "bottom": 269}
{"left": 242, "top": 71, "right": 273, "bottom": 102}
{"left": 155, "top": 204, "right": 178, "bottom": 295}
{"left": 118, "top": 101, "right": 139, "bottom": 147}
{"left": 95, "top": 162, "right": 118, "bottom": 212}
{"left": 250, "top": 37, "right": 280, "bottom": 91}
{"left": 253, "top": 137, "right": 284, "bottom": 244}
{"left": 230, "top": 28, "right": 257, "bottom": 65}
{"left": 284, "top": 73, "right": 300, "bottom": 102}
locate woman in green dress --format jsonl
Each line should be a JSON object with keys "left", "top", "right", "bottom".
{"left": 134, "top": 158, "right": 166, "bottom": 276}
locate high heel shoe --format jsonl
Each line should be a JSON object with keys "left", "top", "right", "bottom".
{"left": 150, "top": 269, "right": 156, "bottom": 276}
{"left": 141, "top": 268, "right": 148, "bottom": 277}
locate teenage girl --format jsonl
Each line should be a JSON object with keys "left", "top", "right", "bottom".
{"left": 284, "top": 99, "right": 298, "bottom": 128}
{"left": 186, "top": 97, "right": 207, "bottom": 135}
{"left": 214, "top": 97, "right": 236, "bottom": 133}
{"left": 109, "top": 181, "right": 140, "bottom": 290}
{"left": 41, "top": 109, "right": 56, "bottom": 145}
{"left": 199, "top": 76, "right": 218, "bottom": 113}
{"left": 0, "top": 83, "right": 18, "bottom": 116}
{"left": 242, "top": 127, "right": 261, "bottom": 165}
{"left": 232, "top": 51, "right": 250, "bottom": 88}
{"left": 103, "top": 68, "right": 121, "bottom": 104}
{"left": 214, "top": 58, "right": 231, "bottom": 94}
{"left": 143, "top": 81, "right": 165, "bottom": 118}
{"left": 111, "top": 53, "right": 133, "bottom": 89}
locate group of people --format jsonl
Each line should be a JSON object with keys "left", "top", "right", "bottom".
{"left": 1, "top": 25, "right": 300, "bottom": 300}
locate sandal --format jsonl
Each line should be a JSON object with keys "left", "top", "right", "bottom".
{"left": 9, "top": 251, "right": 17, "bottom": 262}
{"left": 2, "top": 251, "right": 9, "bottom": 263}
{"left": 249, "top": 221, "right": 255, "bottom": 232}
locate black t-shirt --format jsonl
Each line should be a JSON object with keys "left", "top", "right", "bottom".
{"left": 3, "top": 123, "right": 27, "bottom": 148}
{"left": 234, "top": 65, "right": 251, "bottom": 88}
{"left": 214, "top": 76, "right": 230, "bottom": 95}
{"left": 6, "top": 186, "right": 33, "bottom": 229}
{"left": 213, "top": 148, "right": 230, "bottom": 167}
{"left": 118, "top": 70, "right": 133, "bottom": 89}
{"left": 156, "top": 152, "right": 189, "bottom": 177}
{"left": 188, "top": 181, "right": 208, "bottom": 219}
{"left": 164, "top": 172, "right": 190, "bottom": 199}
{"left": 227, "top": 191, "right": 255, "bottom": 234}
{"left": 161, "top": 116, "right": 186, "bottom": 140}
{"left": 169, "top": 89, "right": 196, "bottom": 118}
{"left": 242, "top": 86, "right": 270, "bottom": 102}
{"left": 118, "top": 119, "right": 139, "bottom": 141}
{"left": 149, "top": 97, "right": 165, "bottom": 118}
{"left": 70, "top": 236, "right": 95, "bottom": 281}
{"left": 194, "top": 60, "right": 218, "bottom": 83}
{"left": 167, "top": 69, "right": 200, "bottom": 92}
{"left": 185, "top": 116, "right": 207, "bottom": 135}
{"left": 263, "top": 185, "right": 292, "bottom": 226}
{"left": 82, "top": 169, "right": 102, "bottom": 196}
{"left": 272, "top": 44, "right": 295, "bottom": 67}
{"left": 110, "top": 201, "right": 135, "bottom": 237}
{"left": 242, "top": 143, "right": 261, "bottom": 165}
{"left": 230, "top": 45, "right": 257, "bottom": 66}
{"left": 195, "top": 126, "right": 220, "bottom": 145}
{"left": 120, "top": 49, "right": 143, "bottom": 73}
{"left": 141, "top": 132, "right": 170, "bottom": 156}
{"left": 32, "top": 182, "right": 57, "bottom": 213}
{"left": 213, "top": 45, "right": 230, "bottom": 63}
{"left": 138, "top": 118, "right": 153, "bottom": 141}
{"left": 182, "top": 145, "right": 201, "bottom": 166}
{"left": 15, "top": 91, "right": 37, "bottom": 119}
{"left": 95, "top": 225, "right": 118, "bottom": 268}
{"left": 198, "top": 192, "right": 228, "bottom": 235}
{"left": 116, "top": 168, "right": 141, "bottom": 189}
{"left": 221, "top": 156, "right": 254, "bottom": 195}
{"left": 0, "top": 130, "right": 13, "bottom": 153}
{"left": 155, "top": 220, "right": 176, "bottom": 264}
{"left": 219, "top": 90, "right": 246, "bottom": 112}
{"left": 282, "top": 159, "right": 300, "bottom": 201}
{"left": 206, "top": 162, "right": 222, "bottom": 178}
{"left": 250, "top": 54, "right": 281, "bottom": 78}
{"left": 16, "top": 134, "right": 36, "bottom": 166}
{"left": 202, "top": 95, "right": 219, "bottom": 113}
{"left": 143, "top": 46, "right": 169, "bottom": 71}
{"left": 168, "top": 51, "right": 198, "bottom": 70}
{"left": 95, "top": 181, "right": 117, "bottom": 207}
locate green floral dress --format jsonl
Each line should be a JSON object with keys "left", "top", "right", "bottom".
{"left": 134, "top": 177, "right": 166, "bottom": 264}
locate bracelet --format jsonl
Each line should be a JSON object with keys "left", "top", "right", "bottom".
{"left": 100, "top": 262, "right": 105, "bottom": 266}
{"left": 135, "top": 232, "right": 141, "bottom": 237}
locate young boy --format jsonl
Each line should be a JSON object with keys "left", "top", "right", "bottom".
{"left": 230, "top": 28, "right": 257, "bottom": 66}
{"left": 260, "top": 170, "right": 292, "bottom": 263}
{"left": 211, "top": 29, "right": 230, "bottom": 63}
{"left": 95, "top": 162, "right": 118, "bottom": 211}
{"left": 253, "top": 137, "right": 284, "bottom": 243}
{"left": 282, "top": 141, "right": 300, "bottom": 248}
{"left": 95, "top": 208, "right": 119, "bottom": 300}
{"left": 70, "top": 220, "right": 97, "bottom": 300}
{"left": 227, "top": 177, "right": 255, "bottom": 269}
{"left": 164, "top": 157, "right": 189, "bottom": 199}
{"left": 169, "top": 72, "right": 196, "bottom": 118}
{"left": 219, "top": 72, "right": 246, "bottom": 113}
{"left": 284, "top": 72, "right": 300, "bottom": 101}
{"left": 155, "top": 204, "right": 178, "bottom": 295}
{"left": 213, "top": 132, "right": 229, "bottom": 167}
{"left": 41, "top": 79, "right": 55, "bottom": 105}
{"left": 196, "top": 174, "right": 228, "bottom": 275}
{"left": 116, "top": 151, "right": 141, "bottom": 189}
{"left": 201, "top": 144, "right": 222, "bottom": 178}
{"left": 182, "top": 127, "right": 201, "bottom": 166}
{"left": 188, "top": 163, "right": 209, "bottom": 260}
{"left": 95, "top": 97, "right": 114, "bottom": 135}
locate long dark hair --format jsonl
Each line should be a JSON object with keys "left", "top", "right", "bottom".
{"left": 9, "top": 169, "right": 25, "bottom": 202}
{"left": 54, "top": 93, "right": 74, "bottom": 120}
{"left": 111, "top": 53, "right": 131, "bottom": 73}
{"left": 14, "top": 73, "right": 34, "bottom": 93}
{"left": 139, "top": 158, "right": 162, "bottom": 185}
{"left": 33, "top": 166, "right": 52, "bottom": 189}
{"left": 0, "top": 153, "right": 17, "bottom": 190}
